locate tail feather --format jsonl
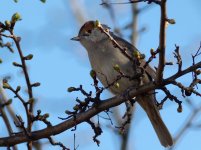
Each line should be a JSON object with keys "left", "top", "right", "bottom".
{"left": 137, "top": 95, "right": 173, "bottom": 147}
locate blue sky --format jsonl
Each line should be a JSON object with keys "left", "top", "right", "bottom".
{"left": 0, "top": 0, "right": 201, "bottom": 150}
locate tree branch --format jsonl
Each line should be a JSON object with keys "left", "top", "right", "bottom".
{"left": 156, "top": 0, "right": 167, "bottom": 83}
{"left": 0, "top": 61, "right": 200, "bottom": 147}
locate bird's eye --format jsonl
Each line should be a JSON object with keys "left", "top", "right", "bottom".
{"left": 82, "top": 30, "right": 91, "bottom": 36}
{"left": 87, "top": 30, "right": 92, "bottom": 33}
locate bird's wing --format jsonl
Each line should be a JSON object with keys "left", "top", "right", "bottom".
{"left": 112, "top": 33, "right": 156, "bottom": 80}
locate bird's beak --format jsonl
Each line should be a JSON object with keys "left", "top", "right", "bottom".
{"left": 71, "top": 36, "right": 80, "bottom": 41}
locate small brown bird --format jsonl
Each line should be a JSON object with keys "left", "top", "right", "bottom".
{"left": 71, "top": 20, "right": 173, "bottom": 147}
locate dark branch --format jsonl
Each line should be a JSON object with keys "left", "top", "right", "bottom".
{"left": 0, "top": 61, "right": 200, "bottom": 146}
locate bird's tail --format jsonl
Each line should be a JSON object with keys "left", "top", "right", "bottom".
{"left": 137, "top": 94, "right": 173, "bottom": 147}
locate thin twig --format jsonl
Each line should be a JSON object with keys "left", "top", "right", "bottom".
{"left": 48, "top": 137, "right": 69, "bottom": 150}
{"left": 9, "top": 26, "right": 35, "bottom": 149}
{"left": 156, "top": 0, "right": 167, "bottom": 83}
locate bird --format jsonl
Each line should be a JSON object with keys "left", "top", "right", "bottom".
{"left": 71, "top": 20, "right": 173, "bottom": 147}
